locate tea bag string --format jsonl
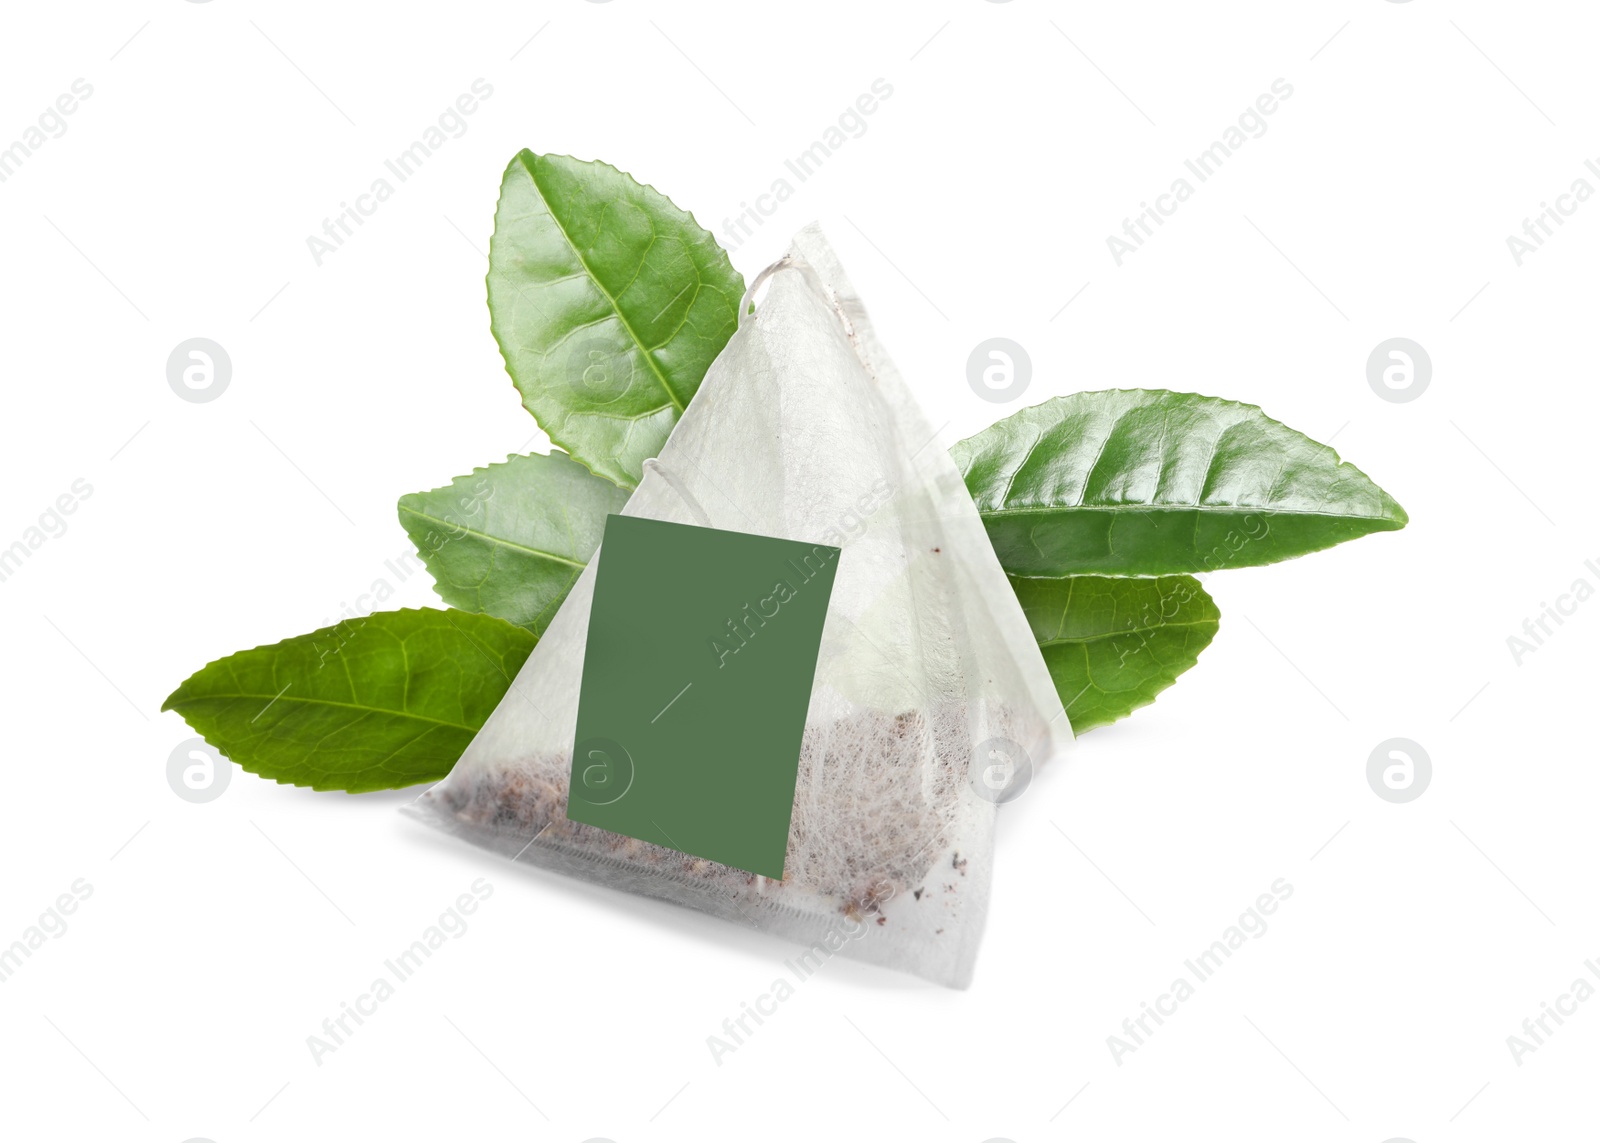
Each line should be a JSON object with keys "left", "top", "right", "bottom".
{"left": 739, "top": 255, "right": 792, "bottom": 324}
{"left": 645, "top": 256, "right": 812, "bottom": 530}
{"left": 640, "top": 457, "right": 714, "bottom": 528}
{"left": 740, "top": 249, "right": 865, "bottom": 376}
{"left": 739, "top": 254, "right": 840, "bottom": 329}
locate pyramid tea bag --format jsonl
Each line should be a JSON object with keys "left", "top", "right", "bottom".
{"left": 405, "top": 226, "right": 1070, "bottom": 987}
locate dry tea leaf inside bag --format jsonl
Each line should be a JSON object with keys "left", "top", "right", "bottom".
{"left": 405, "top": 225, "right": 1070, "bottom": 987}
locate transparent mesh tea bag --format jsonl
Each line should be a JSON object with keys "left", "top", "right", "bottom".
{"left": 405, "top": 225, "right": 1070, "bottom": 987}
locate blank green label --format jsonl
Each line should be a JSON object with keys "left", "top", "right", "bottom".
{"left": 567, "top": 515, "right": 841, "bottom": 878}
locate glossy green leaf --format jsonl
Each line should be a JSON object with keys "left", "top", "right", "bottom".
{"left": 398, "top": 451, "right": 629, "bottom": 635}
{"left": 1012, "top": 574, "right": 1219, "bottom": 733}
{"left": 487, "top": 151, "right": 745, "bottom": 488}
{"left": 161, "top": 608, "right": 534, "bottom": 792}
{"left": 952, "top": 390, "right": 1408, "bottom": 576}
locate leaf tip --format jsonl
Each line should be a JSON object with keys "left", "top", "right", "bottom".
{"left": 160, "top": 677, "right": 191, "bottom": 715}
{"left": 1385, "top": 493, "right": 1409, "bottom": 530}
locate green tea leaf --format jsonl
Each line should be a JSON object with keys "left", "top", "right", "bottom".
{"left": 952, "top": 390, "right": 1407, "bottom": 576}
{"left": 161, "top": 608, "right": 534, "bottom": 792}
{"left": 487, "top": 151, "right": 745, "bottom": 488}
{"left": 1011, "top": 574, "right": 1219, "bottom": 732}
{"left": 398, "top": 451, "right": 629, "bottom": 635}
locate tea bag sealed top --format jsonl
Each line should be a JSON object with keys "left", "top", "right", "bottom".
{"left": 406, "top": 225, "right": 1070, "bottom": 987}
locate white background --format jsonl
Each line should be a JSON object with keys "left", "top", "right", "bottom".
{"left": 2, "top": 2, "right": 1596, "bottom": 1140}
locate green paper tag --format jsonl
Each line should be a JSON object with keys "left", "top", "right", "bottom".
{"left": 566, "top": 515, "right": 841, "bottom": 878}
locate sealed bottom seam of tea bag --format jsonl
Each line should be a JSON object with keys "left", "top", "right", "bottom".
{"left": 410, "top": 694, "right": 1048, "bottom": 984}
{"left": 404, "top": 223, "right": 1071, "bottom": 989}
{"left": 415, "top": 756, "right": 998, "bottom": 984}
